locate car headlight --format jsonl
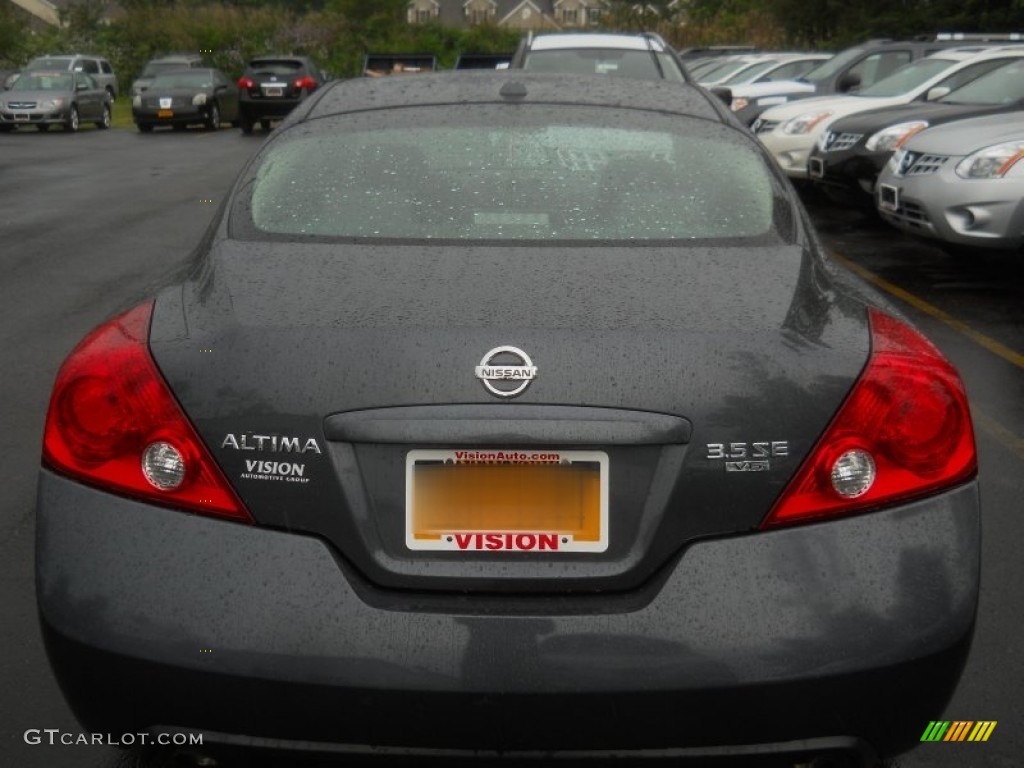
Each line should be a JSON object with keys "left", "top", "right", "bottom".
{"left": 782, "top": 111, "right": 833, "bottom": 135}
{"left": 888, "top": 149, "right": 908, "bottom": 175}
{"left": 865, "top": 121, "right": 929, "bottom": 153}
{"left": 40, "top": 98, "right": 65, "bottom": 111}
{"left": 132, "top": 94, "right": 142, "bottom": 108}
{"left": 955, "top": 141, "right": 1024, "bottom": 179}
{"left": 731, "top": 97, "right": 749, "bottom": 112}
{"left": 192, "top": 93, "right": 207, "bottom": 106}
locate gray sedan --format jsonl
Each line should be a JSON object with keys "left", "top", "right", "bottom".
{"left": 37, "top": 72, "right": 979, "bottom": 767}
{"left": 877, "top": 111, "right": 1024, "bottom": 252}
{"left": 0, "top": 70, "right": 111, "bottom": 132}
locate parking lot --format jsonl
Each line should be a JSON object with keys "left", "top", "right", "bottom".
{"left": 0, "top": 125, "right": 1021, "bottom": 768}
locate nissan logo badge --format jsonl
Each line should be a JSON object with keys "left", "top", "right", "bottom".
{"left": 474, "top": 346, "right": 537, "bottom": 398}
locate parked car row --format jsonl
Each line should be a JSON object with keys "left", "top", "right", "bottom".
{"left": 743, "top": 42, "right": 1024, "bottom": 254}
{"left": 721, "top": 34, "right": 1024, "bottom": 125}
{"left": 0, "top": 52, "right": 331, "bottom": 134}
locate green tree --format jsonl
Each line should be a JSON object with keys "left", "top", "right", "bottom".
{"left": 0, "top": 5, "right": 29, "bottom": 66}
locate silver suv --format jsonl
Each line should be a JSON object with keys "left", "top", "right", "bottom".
{"left": 24, "top": 55, "right": 118, "bottom": 100}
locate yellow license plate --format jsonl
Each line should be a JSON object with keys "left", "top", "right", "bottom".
{"left": 158, "top": 109, "right": 174, "bottom": 118}
{"left": 405, "top": 449, "right": 608, "bottom": 552}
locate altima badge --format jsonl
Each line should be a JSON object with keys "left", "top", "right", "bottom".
{"left": 475, "top": 346, "right": 537, "bottom": 398}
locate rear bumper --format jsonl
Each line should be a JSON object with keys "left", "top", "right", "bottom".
{"left": 133, "top": 106, "right": 210, "bottom": 125}
{"left": 37, "top": 468, "right": 980, "bottom": 759}
{"left": 239, "top": 97, "right": 302, "bottom": 120}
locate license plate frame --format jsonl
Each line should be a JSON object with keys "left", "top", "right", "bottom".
{"left": 264, "top": 86, "right": 284, "bottom": 97}
{"left": 878, "top": 183, "right": 900, "bottom": 212}
{"left": 157, "top": 109, "right": 174, "bottom": 118}
{"left": 405, "top": 449, "right": 609, "bottom": 553}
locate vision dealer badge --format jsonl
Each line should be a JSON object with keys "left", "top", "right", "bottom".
{"left": 222, "top": 432, "right": 320, "bottom": 484}
{"left": 240, "top": 459, "right": 310, "bottom": 484}
{"left": 474, "top": 345, "right": 537, "bottom": 398}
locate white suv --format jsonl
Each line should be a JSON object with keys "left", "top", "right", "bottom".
{"left": 509, "top": 32, "right": 689, "bottom": 82}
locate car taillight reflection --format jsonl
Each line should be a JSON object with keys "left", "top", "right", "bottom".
{"left": 763, "top": 308, "right": 976, "bottom": 527}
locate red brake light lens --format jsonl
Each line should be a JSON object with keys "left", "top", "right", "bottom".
{"left": 237, "top": 76, "right": 255, "bottom": 89}
{"left": 294, "top": 76, "right": 317, "bottom": 91}
{"left": 43, "top": 302, "right": 252, "bottom": 522}
{"left": 762, "top": 308, "right": 976, "bottom": 528}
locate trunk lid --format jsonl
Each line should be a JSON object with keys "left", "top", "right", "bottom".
{"left": 150, "top": 240, "right": 869, "bottom": 592}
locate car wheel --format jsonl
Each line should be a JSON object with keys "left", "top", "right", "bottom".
{"left": 96, "top": 103, "right": 111, "bottom": 130}
{"left": 206, "top": 102, "right": 220, "bottom": 131}
{"left": 137, "top": 122, "right": 154, "bottom": 133}
{"left": 66, "top": 106, "right": 80, "bottom": 133}
{"left": 260, "top": 118, "right": 271, "bottom": 132}
{"left": 240, "top": 117, "right": 254, "bottom": 135}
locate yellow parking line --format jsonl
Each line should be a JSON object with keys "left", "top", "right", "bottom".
{"left": 829, "top": 251, "right": 1024, "bottom": 370}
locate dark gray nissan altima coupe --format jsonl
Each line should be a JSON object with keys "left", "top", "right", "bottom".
{"left": 37, "top": 72, "right": 980, "bottom": 767}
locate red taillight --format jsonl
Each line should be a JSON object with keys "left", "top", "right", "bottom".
{"left": 293, "top": 76, "right": 317, "bottom": 91}
{"left": 237, "top": 76, "right": 255, "bottom": 90}
{"left": 762, "top": 308, "right": 976, "bottom": 528}
{"left": 43, "top": 302, "right": 252, "bottom": 523}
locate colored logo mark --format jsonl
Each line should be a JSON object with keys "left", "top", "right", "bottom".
{"left": 921, "top": 721, "right": 997, "bottom": 742}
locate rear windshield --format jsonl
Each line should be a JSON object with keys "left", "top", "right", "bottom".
{"left": 247, "top": 60, "right": 304, "bottom": 76}
{"left": 522, "top": 50, "right": 685, "bottom": 82}
{"left": 234, "top": 105, "right": 790, "bottom": 244}
{"left": 142, "top": 61, "right": 195, "bottom": 77}
{"left": 149, "top": 72, "right": 213, "bottom": 89}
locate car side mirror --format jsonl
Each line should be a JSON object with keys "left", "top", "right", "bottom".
{"left": 709, "top": 85, "right": 732, "bottom": 106}
{"left": 926, "top": 86, "right": 951, "bottom": 101}
{"left": 837, "top": 72, "right": 861, "bottom": 92}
